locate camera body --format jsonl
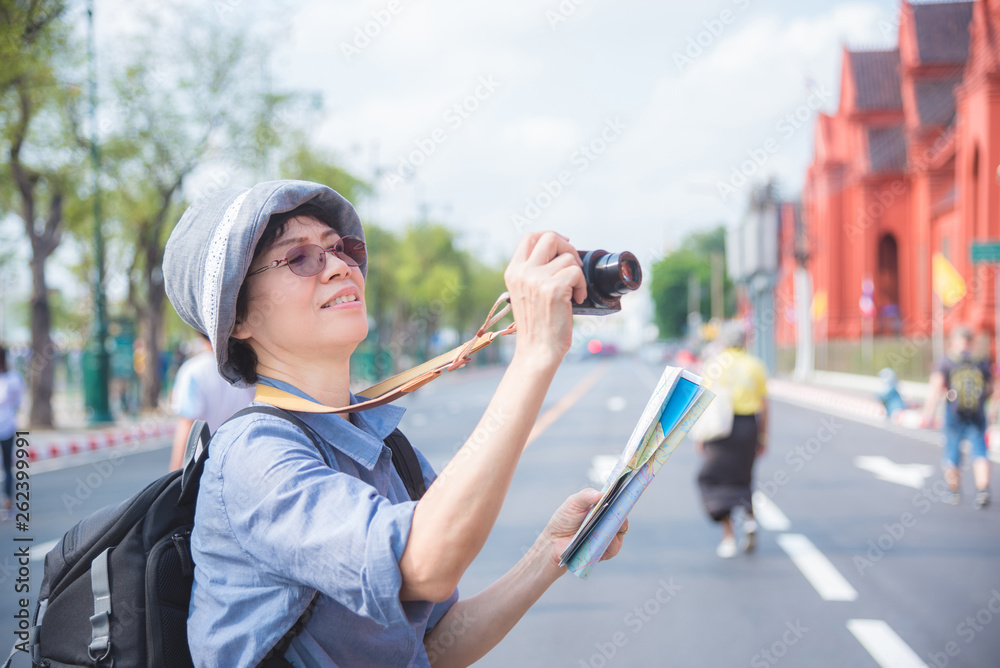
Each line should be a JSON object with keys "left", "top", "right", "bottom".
{"left": 572, "top": 250, "right": 642, "bottom": 316}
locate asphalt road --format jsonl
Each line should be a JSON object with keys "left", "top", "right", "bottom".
{"left": 1, "top": 356, "right": 998, "bottom": 667}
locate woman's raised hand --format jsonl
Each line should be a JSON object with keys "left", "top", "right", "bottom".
{"left": 504, "top": 232, "right": 587, "bottom": 366}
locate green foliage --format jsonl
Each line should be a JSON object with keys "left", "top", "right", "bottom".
{"left": 650, "top": 225, "right": 734, "bottom": 339}
{"left": 279, "top": 141, "right": 371, "bottom": 205}
{"left": 0, "top": 0, "right": 510, "bottom": 392}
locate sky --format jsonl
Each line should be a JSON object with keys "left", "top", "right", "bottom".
{"left": 2, "top": 0, "right": 909, "bottom": 343}
{"left": 267, "top": 0, "right": 901, "bottom": 265}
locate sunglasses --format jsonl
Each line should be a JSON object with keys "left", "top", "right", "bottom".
{"left": 248, "top": 236, "right": 367, "bottom": 278}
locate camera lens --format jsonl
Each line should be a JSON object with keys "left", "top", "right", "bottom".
{"left": 593, "top": 251, "right": 642, "bottom": 298}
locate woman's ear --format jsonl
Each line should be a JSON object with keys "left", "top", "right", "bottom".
{"left": 231, "top": 319, "right": 252, "bottom": 341}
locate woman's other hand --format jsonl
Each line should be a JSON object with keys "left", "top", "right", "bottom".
{"left": 504, "top": 232, "right": 586, "bottom": 367}
{"left": 537, "top": 488, "right": 626, "bottom": 571}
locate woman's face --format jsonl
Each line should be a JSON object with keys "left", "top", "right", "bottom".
{"left": 232, "top": 215, "right": 368, "bottom": 365}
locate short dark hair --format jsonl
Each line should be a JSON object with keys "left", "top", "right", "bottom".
{"left": 227, "top": 201, "right": 341, "bottom": 385}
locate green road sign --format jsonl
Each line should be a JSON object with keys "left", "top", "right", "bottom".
{"left": 971, "top": 242, "right": 1000, "bottom": 264}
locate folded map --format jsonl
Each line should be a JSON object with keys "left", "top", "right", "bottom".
{"left": 558, "top": 365, "right": 714, "bottom": 579}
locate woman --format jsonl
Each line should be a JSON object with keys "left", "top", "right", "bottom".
{"left": 695, "top": 325, "right": 768, "bottom": 558}
{"left": 0, "top": 345, "right": 25, "bottom": 514}
{"left": 162, "top": 180, "right": 626, "bottom": 667}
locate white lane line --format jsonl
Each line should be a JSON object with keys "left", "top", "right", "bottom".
{"left": 777, "top": 533, "right": 858, "bottom": 601}
{"left": 30, "top": 539, "right": 60, "bottom": 563}
{"left": 847, "top": 619, "right": 928, "bottom": 668}
{"left": 752, "top": 491, "right": 791, "bottom": 531}
{"left": 588, "top": 455, "right": 618, "bottom": 487}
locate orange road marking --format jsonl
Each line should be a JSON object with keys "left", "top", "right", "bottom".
{"left": 526, "top": 362, "right": 610, "bottom": 447}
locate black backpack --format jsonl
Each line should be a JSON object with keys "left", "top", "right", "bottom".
{"left": 3, "top": 406, "right": 426, "bottom": 668}
{"left": 948, "top": 356, "right": 987, "bottom": 419}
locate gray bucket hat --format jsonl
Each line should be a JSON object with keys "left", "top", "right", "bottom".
{"left": 163, "top": 179, "right": 366, "bottom": 387}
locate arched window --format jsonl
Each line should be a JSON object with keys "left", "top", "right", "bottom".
{"left": 878, "top": 234, "right": 901, "bottom": 334}
{"left": 972, "top": 145, "right": 982, "bottom": 237}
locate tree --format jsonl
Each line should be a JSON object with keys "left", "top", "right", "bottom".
{"left": 101, "top": 4, "right": 293, "bottom": 410}
{"left": 0, "top": 0, "right": 82, "bottom": 426}
{"left": 650, "top": 225, "right": 734, "bottom": 339}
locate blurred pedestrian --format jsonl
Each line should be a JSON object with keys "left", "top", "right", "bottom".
{"left": 878, "top": 368, "right": 905, "bottom": 418}
{"left": 922, "top": 325, "right": 995, "bottom": 508}
{"left": 168, "top": 332, "right": 255, "bottom": 471}
{"left": 0, "top": 345, "right": 25, "bottom": 514}
{"left": 695, "top": 323, "right": 769, "bottom": 558}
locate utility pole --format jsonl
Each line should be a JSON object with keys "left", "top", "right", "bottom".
{"left": 86, "top": 0, "right": 112, "bottom": 423}
{"left": 710, "top": 252, "right": 724, "bottom": 321}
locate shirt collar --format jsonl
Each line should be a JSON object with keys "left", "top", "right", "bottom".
{"left": 256, "top": 375, "right": 406, "bottom": 471}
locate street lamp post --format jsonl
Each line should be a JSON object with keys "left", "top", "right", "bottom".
{"left": 86, "top": 0, "right": 112, "bottom": 424}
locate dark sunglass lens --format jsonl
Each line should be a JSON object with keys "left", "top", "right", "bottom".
{"left": 287, "top": 245, "right": 324, "bottom": 276}
{"left": 334, "top": 237, "right": 366, "bottom": 267}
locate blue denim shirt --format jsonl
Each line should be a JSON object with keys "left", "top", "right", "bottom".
{"left": 188, "top": 377, "right": 457, "bottom": 667}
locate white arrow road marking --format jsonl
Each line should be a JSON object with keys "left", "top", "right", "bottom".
{"left": 588, "top": 455, "right": 618, "bottom": 487}
{"left": 854, "top": 456, "right": 934, "bottom": 489}
{"left": 847, "top": 619, "right": 928, "bottom": 668}
{"left": 751, "top": 491, "right": 791, "bottom": 531}
{"left": 777, "top": 533, "right": 858, "bottom": 601}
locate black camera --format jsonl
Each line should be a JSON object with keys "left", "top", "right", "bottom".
{"left": 573, "top": 250, "right": 642, "bottom": 315}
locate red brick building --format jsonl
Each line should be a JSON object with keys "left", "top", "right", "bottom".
{"left": 780, "top": 0, "right": 1000, "bottom": 354}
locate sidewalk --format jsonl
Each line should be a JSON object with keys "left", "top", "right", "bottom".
{"left": 15, "top": 392, "right": 177, "bottom": 462}
{"left": 768, "top": 370, "right": 929, "bottom": 423}
{"left": 769, "top": 370, "right": 1000, "bottom": 459}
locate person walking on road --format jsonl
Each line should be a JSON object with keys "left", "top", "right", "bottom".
{"left": 695, "top": 324, "right": 769, "bottom": 558}
{"left": 162, "top": 180, "right": 626, "bottom": 667}
{"left": 167, "top": 332, "right": 255, "bottom": 471}
{"left": 0, "top": 345, "right": 25, "bottom": 514}
{"left": 922, "top": 325, "right": 995, "bottom": 508}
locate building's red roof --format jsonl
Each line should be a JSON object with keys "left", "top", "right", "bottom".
{"left": 849, "top": 50, "right": 903, "bottom": 110}
{"left": 914, "top": 78, "right": 962, "bottom": 125}
{"left": 912, "top": 1, "right": 973, "bottom": 65}
{"left": 867, "top": 126, "right": 908, "bottom": 172}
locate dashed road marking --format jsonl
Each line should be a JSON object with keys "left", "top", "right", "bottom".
{"left": 777, "top": 533, "right": 858, "bottom": 601}
{"left": 587, "top": 455, "right": 618, "bottom": 487}
{"left": 606, "top": 396, "right": 627, "bottom": 412}
{"left": 752, "top": 491, "right": 791, "bottom": 531}
{"left": 847, "top": 619, "right": 928, "bottom": 668}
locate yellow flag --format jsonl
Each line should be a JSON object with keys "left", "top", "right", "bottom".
{"left": 811, "top": 291, "right": 828, "bottom": 320}
{"left": 932, "top": 253, "right": 966, "bottom": 307}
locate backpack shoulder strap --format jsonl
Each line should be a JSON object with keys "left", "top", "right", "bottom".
{"left": 178, "top": 406, "right": 332, "bottom": 506}
{"left": 384, "top": 428, "right": 426, "bottom": 501}
{"left": 236, "top": 405, "right": 426, "bottom": 500}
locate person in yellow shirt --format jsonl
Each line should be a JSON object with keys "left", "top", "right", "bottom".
{"left": 695, "top": 324, "right": 769, "bottom": 558}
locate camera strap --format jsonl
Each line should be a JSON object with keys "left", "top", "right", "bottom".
{"left": 254, "top": 292, "right": 517, "bottom": 415}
